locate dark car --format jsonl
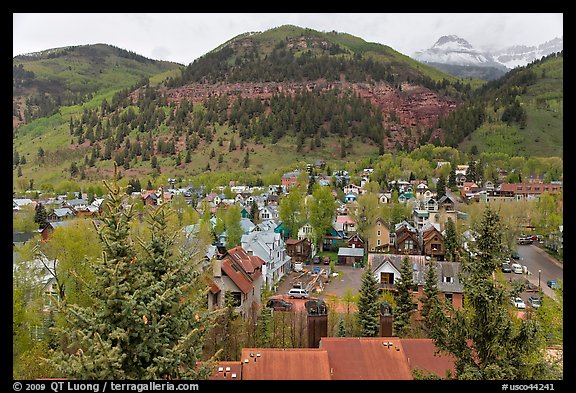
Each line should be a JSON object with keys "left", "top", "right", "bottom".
{"left": 523, "top": 279, "right": 539, "bottom": 292}
{"left": 547, "top": 279, "right": 560, "bottom": 289}
{"left": 501, "top": 263, "right": 512, "bottom": 273}
{"left": 266, "top": 298, "right": 293, "bottom": 311}
{"left": 511, "top": 251, "right": 520, "bottom": 260}
{"left": 312, "top": 256, "right": 320, "bottom": 264}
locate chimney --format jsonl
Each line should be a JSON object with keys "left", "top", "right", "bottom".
{"left": 213, "top": 258, "right": 222, "bottom": 278}
{"left": 306, "top": 299, "right": 328, "bottom": 348}
{"left": 379, "top": 302, "right": 393, "bottom": 337}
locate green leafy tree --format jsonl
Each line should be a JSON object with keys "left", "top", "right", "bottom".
{"left": 224, "top": 204, "right": 243, "bottom": 248}
{"left": 393, "top": 256, "right": 417, "bottom": 337}
{"left": 357, "top": 268, "right": 380, "bottom": 337}
{"left": 279, "top": 189, "right": 303, "bottom": 238}
{"left": 428, "top": 206, "right": 549, "bottom": 380}
{"left": 49, "top": 165, "right": 217, "bottom": 379}
{"left": 350, "top": 192, "right": 380, "bottom": 249}
{"left": 308, "top": 186, "right": 336, "bottom": 252}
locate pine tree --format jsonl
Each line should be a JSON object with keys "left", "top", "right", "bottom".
{"left": 444, "top": 218, "right": 458, "bottom": 262}
{"left": 428, "top": 206, "right": 548, "bottom": 379}
{"left": 357, "top": 268, "right": 380, "bottom": 337}
{"left": 34, "top": 202, "right": 49, "bottom": 229}
{"left": 436, "top": 176, "right": 446, "bottom": 199}
{"left": 49, "top": 164, "right": 217, "bottom": 379}
{"left": 393, "top": 255, "right": 417, "bottom": 337}
{"left": 420, "top": 260, "right": 440, "bottom": 332}
{"left": 337, "top": 317, "right": 347, "bottom": 337}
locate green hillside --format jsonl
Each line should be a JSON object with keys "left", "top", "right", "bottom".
{"left": 457, "top": 53, "right": 563, "bottom": 157}
{"left": 13, "top": 43, "right": 182, "bottom": 123}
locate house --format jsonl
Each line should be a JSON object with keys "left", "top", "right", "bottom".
{"left": 39, "top": 220, "right": 75, "bottom": 241}
{"left": 346, "top": 233, "right": 365, "bottom": 250}
{"left": 141, "top": 190, "right": 159, "bottom": 206}
{"left": 499, "top": 182, "right": 562, "bottom": 198}
{"left": 298, "top": 223, "right": 314, "bottom": 241}
{"left": 47, "top": 207, "right": 76, "bottom": 222}
{"left": 367, "top": 217, "right": 392, "bottom": 252}
{"left": 460, "top": 181, "right": 480, "bottom": 199}
{"left": 14, "top": 250, "right": 58, "bottom": 314}
{"left": 437, "top": 194, "right": 456, "bottom": 211}
{"left": 208, "top": 246, "right": 265, "bottom": 318}
{"left": 368, "top": 253, "right": 464, "bottom": 310}
{"left": 343, "top": 184, "right": 363, "bottom": 196}
{"left": 394, "top": 221, "right": 420, "bottom": 255}
{"left": 343, "top": 193, "right": 358, "bottom": 203}
{"left": 13, "top": 231, "right": 37, "bottom": 247}
{"left": 420, "top": 223, "right": 445, "bottom": 260}
{"left": 285, "top": 238, "right": 312, "bottom": 265}
{"left": 241, "top": 229, "right": 291, "bottom": 289}
{"left": 337, "top": 247, "right": 364, "bottom": 266}
{"left": 322, "top": 226, "right": 345, "bottom": 251}
{"left": 281, "top": 170, "right": 300, "bottom": 190}
{"left": 335, "top": 215, "right": 356, "bottom": 234}
{"left": 412, "top": 209, "right": 429, "bottom": 231}
{"left": 258, "top": 206, "right": 279, "bottom": 221}
{"left": 378, "top": 192, "right": 392, "bottom": 204}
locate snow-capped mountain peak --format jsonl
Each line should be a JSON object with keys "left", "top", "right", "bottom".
{"left": 413, "top": 35, "right": 492, "bottom": 67}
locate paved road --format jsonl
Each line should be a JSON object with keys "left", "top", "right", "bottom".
{"left": 512, "top": 244, "right": 563, "bottom": 301}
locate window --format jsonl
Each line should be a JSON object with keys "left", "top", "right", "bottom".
{"left": 230, "top": 292, "right": 241, "bottom": 307}
{"left": 377, "top": 230, "right": 381, "bottom": 236}
{"left": 443, "top": 276, "right": 454, "bottom": 283}
{"left": 377, "top": 239, "right": 380, "bottom": 246}
{"left": 445, "top": 293, "right": 454, "bottom": 305}
{"left": 405, "top": 240, "right": 414, "bottom": 250}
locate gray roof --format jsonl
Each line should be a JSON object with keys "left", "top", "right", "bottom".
{"left": 338, "top": 247, "right": 364, "bottom": 257}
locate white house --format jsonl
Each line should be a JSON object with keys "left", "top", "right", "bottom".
{"left": 241, "top": 229, "right": 291, "bottom": 289}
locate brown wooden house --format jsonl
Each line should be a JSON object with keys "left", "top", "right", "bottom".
{"left": 420, "top": 223, "right": 445, "bottom": 260}
{"left": 394, "top": 222, "right": 420, "bottom": 255}
{"left": 346, "top": 233, "right": 365, "bottom": 250}
{"left": 285, "top": 238, "right": 312, "bottom": 264}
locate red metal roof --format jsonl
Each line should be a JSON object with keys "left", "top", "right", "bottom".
{"left": 211, "top": 361, "right": 242, "bottom": 380}
{"left": 240, "top": 348, "right": 331, "bottom": 380}
{"left": 320, "top": 337, "right": 413, "bottom": 380}
{"left": 226, "top": 246, "right": 264, "bottom": 274}
{"left": 400, "top": 338, "right": 457, "bottom": 379}
{"left": 221, "top": 259, "right": 253, "bottom": 294}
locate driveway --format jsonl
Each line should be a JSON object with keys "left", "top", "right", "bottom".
{"left": 318, "top": 264, "right": 365, "bottom": 299}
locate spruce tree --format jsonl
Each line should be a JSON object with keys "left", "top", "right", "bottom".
{"left": 49, "top": 165, "right": 217, "bottom": 379}
{"left": 444, "top": 217, "right": 458, "bottom": 262}
{"left": 420, "top": 260, "right": 440, "bottom": 332}
{"left": 393, "top": 255, "right": 417, "bottom": 337}
{"left": 429, "top": 206, "right": 547, "bottom": 379}
{"left": 357, "top": 268, "right": 379, "bottom": 337}
{"left": 34, "top": 202, "right": 49, "bottom": 230}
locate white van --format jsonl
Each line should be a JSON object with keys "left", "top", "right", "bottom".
{"left": 511, "top": 263, "right": 523, "bottom": 274}
{"left": 288, "top": 288, "right": 309, "bottom": 299}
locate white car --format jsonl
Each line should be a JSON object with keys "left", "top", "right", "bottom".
{"left": 511, "top": 263, "right": 523, "bottom": 274}
{"left": 511, "top": 297, "right": 526, "bottom": 309}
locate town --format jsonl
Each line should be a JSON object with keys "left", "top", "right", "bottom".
{"left": 13, "top": 158, "right": 563, "bottom": 380}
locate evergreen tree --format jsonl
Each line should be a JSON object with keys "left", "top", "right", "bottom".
{"left": 448, "top": 169, "right": 457, "bottom": 190}
{"left": 444, "top": 218, "right": 458, "bottom": 262}
{"left": 436, "top": 176, "right": 446, "bottom": 199}
{"left": 420, "top": 260, "right": 440, "bottom": 332}
{"left": 393, "top": 256, "right": 417, "bottom": 337}
{"left": 428, "top": 206, "right": 548, "bottom": 379}
{"left": 49, "top": 165, "right": 217, "bottom": 379}
{"left": 337, "top": 317, "right": 347, "bottom": 337}
{"left": 357, "top": 268, "right": 380, "bottom": 337}
{"left": 34, "top": 202, "right": 49, "bottom": 229}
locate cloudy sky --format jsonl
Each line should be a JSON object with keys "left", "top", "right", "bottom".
{"left": 13, "top": 13, "right": 563, "bottom": 65}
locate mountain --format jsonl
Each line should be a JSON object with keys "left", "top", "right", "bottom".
{"left": 491, "top": 37, "right": 564, "bottom": 69}
{"left": 412, "top": 35, "right": 563, "bottom": 80}
{"left": 11, "top": 25, "right": 562, "bottom": 191}
{"left": 13, "top": 43, "right": 182, "bottom": 128}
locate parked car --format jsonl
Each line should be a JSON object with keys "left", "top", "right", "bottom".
{"left": 511, "top": 297, "right": 526, "bottom": 309}
{"left": 517, "top": 237, "right": 533, "bottom": 245}
{"left": 501, "top": 263, "right": 512, "bottom": 273}
{"left": 547, "top": 279, "right": 560, "bottom": 289}
{"left": 528, "top": 296, "right": 541, "bottom": 309}
{"left": 266, "top": 298, "right": 293, "bottom": 311}
{"left": 523, "top": 279, "right": 539, "bottom": 292}
{"left": 312, "top": 256, "right": 320, "bottom": 264}
{"left": 511, "top": 263, "right": 523, "bottom": 274}
{"left": 323, "top": 256, "right": 331, "bottom": 265}
{"left": 288, "top": 288, "right": 309, "bottom": 299}
{"left": 511, "top": 251, "right": 520, "bottom": 260}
